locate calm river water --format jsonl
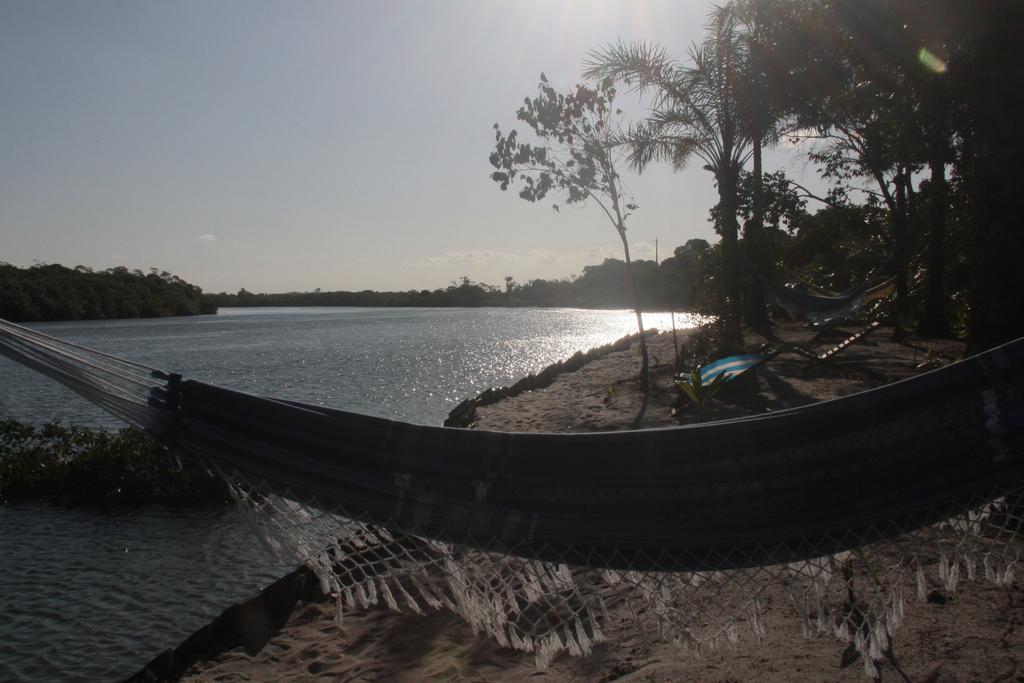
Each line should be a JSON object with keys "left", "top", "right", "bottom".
{"left": 0, "top": 307, "right": 697, "bottom": 681}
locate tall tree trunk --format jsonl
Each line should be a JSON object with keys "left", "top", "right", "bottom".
{"left": 718, "top": 168, "right": 744, "bottom": 350}
{"left": 961, "top": 5, "right": 1024, "bottom": 352}
{"left": 605, "top": 166, "right": 650, "bottom": 393}
{"left": 617, "top": 228, "right": 650, "bottom": 393}
{"left": 966, "top": 126, "right": 1024, "bottom": 352}
{"left": 920, "top": 155, "right": 949, "bottom": 336}
{"left": 891, "top": 168, "right": 910, "bottom": 343}
{"left": 743, "top": 134, "right": 771, "bottom": 331}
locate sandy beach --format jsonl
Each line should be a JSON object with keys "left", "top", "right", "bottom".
{"left": 136, "top": 323, "right": 1024, "bottom": 682}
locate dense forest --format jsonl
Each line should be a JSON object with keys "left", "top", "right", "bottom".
{"left": 0, "top": 263, "right": 216, "bottom": 322}
{"left": 488, "top": 0, "right": 1024, "bottom": 353}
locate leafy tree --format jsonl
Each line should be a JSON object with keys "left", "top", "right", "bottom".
{"left": 659, "top": 239, "right": 716, "bottom": 312}
{"left": 489, "top": 75, "right": 652, "bottom": 390}
{"left": 586, "top": 17, "right": 751, "bottom": 349}
{"left": 783, "top": 204, "right": 888, "bottom": 292}
{"left": 788, "top": 0, "right": 971, "bottom": 341}
{"left": 0, "top": 263, "right": 216, "bottom": 322}
{"left": 796, "top": 41, "right": 919, "bottom": 338}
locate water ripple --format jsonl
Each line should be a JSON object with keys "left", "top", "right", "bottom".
{"left": 0, "top": 505, "right": 284, "bottom": 682}
{"left": 0, "top": 307, "right": 701, "bottom": 429}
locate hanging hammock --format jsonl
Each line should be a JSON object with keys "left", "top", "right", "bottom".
{"left": 765, "top": 275, "right": 896, "bottom": 325}
{"left": 1, "top": 318, "right": 1022, "bottom": 675}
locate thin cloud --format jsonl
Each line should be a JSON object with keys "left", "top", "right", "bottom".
{"left": 194, "top": 234, "right": 216, "bottom": 243}
{"left": 631, "top": 241, "right": 657, "bottom": 258}
{"left": 572, "top": 246, "right": 619, "bottom": 263}
{"left": 412, "top": 249, "right": 504, "bottom": 267}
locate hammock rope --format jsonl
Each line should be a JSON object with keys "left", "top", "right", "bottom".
{"left": 1, "top": 318, "right": 1022, "bottom": 676}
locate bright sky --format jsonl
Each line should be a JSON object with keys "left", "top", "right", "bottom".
{"left": 1, "top": 0, "right": 823, "bottom": 294}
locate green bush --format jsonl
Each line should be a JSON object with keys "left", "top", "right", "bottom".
{"left": 0, "top": 419, "right": 230, "bottom": 507}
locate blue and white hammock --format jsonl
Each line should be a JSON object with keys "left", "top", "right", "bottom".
{"left": 689, "top": 352, "right": 775, "bottom": 386}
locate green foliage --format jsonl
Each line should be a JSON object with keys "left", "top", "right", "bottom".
{"left": 658, "top": 240, "right": 720, "bottom": 314}
{"left": 0, "top": 263, "right": 216, "bottom": 322}
{"left": 783, "top": 204, "right": 889, "bottom": 293}
{"left": 671, "top": 321, "right": 736, "bottom": 421}
{"left": 489, "top": 75, "right": 655, "bottom": 393}
{"left": 732, "top": 170, "right": 807, "bottom": 232}
{"left": 585, "top": 20, "right": 762, "bottom": 344}
{"left": 0, "top": 419, "right": 230, "bottom": 507}
{"left": 675, "top": 370, "right": 727, "bottom": 422}
{"left": 489, "top": 76, "right": 629, "bottom": 215}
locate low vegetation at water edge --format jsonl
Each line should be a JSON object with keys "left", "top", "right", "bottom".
{"left": 0, "top": 419, "right": 231, "bottom": 507}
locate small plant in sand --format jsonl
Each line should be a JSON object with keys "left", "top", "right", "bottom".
{"left": 915, "top": 347, "right": 949, "bottom": 371}
{"left": 675, "top": 369, "right": 727, "bottom": 421}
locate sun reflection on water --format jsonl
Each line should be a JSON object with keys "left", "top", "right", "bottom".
{"left": 1, "top": 308, "right": 708, "bottom": 427}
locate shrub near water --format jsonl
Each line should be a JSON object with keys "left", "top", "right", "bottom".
{"left": 0, "top": 419, "right": 230, "bottom": 506}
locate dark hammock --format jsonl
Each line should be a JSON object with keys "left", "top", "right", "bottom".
{"left": 765, "top": 276, "right": 895, "bottom": 324}
{"left": 4, "top": 318, "right": 1024, "bottom": 672}
{"left": 1, "top": 318, "right": 1021, "bottom": 573}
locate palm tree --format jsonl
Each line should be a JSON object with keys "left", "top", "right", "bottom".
{"left": 717, "top": 0, "right": 809, "bottom": 331}
{"left": 585, "top": 13, "right": 751, "bottom": 347}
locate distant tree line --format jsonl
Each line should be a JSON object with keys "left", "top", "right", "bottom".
{"left": 207, "top": 220, "right": 887, "bottom": 315}
{"left": 205, "top": 251, "right": 719, "bottom": 312}
{"left": 0, "top": 263, "right": 216, "bottom": 322}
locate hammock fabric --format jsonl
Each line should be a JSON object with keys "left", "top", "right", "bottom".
{"left": 1, "top": 318, "right": 1022, "bottom": 675}
{"left": 687, "top": 351, "right": 776, "bottom": 386}
{"left": 767, "top": 275, "right": 896, "bottom": 325}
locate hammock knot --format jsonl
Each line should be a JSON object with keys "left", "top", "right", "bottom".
{"left": 149, "top": 372, "right": 184, "bottom": 411}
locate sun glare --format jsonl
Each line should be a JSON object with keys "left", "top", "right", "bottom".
{"left": 918, "top": 46, "right": 948, "bottom": 74}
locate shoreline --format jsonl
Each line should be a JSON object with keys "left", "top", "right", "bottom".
{"left": 443, "top": 328, "right": 657, "bottom": 427}
{"left": 136, "top": 323, "right": 1024, "bottom": 682}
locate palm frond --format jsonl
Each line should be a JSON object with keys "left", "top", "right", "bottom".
{"left": 645, "top": 108, "right": 721, "bottom": 164}
{"left": 584, "top": 41, "right": 687, "bottom": 99}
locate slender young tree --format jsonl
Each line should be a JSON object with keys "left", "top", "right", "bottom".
{"left": 489, "top": 76, "right": 651, "bottom": 390}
